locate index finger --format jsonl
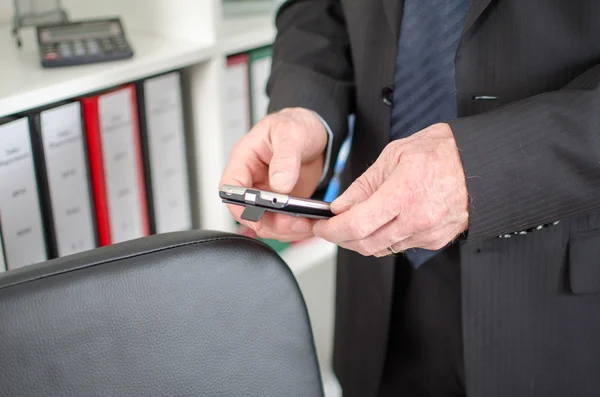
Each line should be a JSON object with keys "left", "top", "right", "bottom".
{"left": 219, "top": 139, "right": 266, "bottom": 227}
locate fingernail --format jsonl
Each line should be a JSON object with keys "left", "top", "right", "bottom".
{"left": 292, "top": 220, "right": 311, "bottom": 233}
{"left": 271, "top": 171, "right": 292, "bottom": 192}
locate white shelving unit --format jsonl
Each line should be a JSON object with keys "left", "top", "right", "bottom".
{"left": 218, "top": 12, "right": 276, "bottom": 54}
{"left": 0, "top": 26, "right": 214, "bottom": 118}
{"left": 0, "top": 0, "right": 339, "bottom": 393}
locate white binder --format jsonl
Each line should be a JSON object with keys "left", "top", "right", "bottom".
{"left": 249, "top": 53, "right": 272, "bottom": 124}
{"left": 0, "top": 118, "right": 48, "bottom": 269}
{"left": 38, "top": 102, "right": 97, "bottom": 256}
{"left": 224, "top": 55, "right": 251, "bottom": 164}
{"left": 98, "top": 88, "right": 148, "bottom": 243}
{"left": 141, "top": 71, "right": 192, "bottom": 234}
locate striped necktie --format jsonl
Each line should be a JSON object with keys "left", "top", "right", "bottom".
{"left": 390, "top": 0, "right": 470, "bottom": 268}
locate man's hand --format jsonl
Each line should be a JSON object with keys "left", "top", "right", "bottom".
{"left": 220, "top": 107, "right": 328, "bottom": 242}
{"left": 313, "top": 123, "right": 469, "bottom": 257}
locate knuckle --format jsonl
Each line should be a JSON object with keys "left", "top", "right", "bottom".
{"left": 425, "top": 238, "right": 447, "bottom": 251}
{"left": 356, "top": 245, "right": 374, "bottom": 257}
{"left": 413, "top": 213, "right": 434, "bottom": 232}
{"left": 389, "top": 221, "right": 407, "bottom": 241}
{"left": 432, "top": 240, "right": 448, "bottom": 250}
{"left": 427, "top": 208, "right": 442, "bottom": 227}
{"left": 354, "top": 174, "right": 371, "bottom": 192}
{"left": 348, "top": 218, "right": 370, "bottom": 240}
{"left": 382, "top": 141, "right": 401, "bottom": 157}
{"left": 381, "top": 142, "right": 404, "bottom": 167}
{"left": 356, "top": 240, "right": 377, "bottom": 256}
{"left": 424, "top": 150, "right": 439, "bottom": 163}
{"left": 386, "top": 194, "right": 404, "bottom": 217}
{"left": 271, "top": 150, "right": 299, "bottom": 166}
{"left": 353, "top": 173, "right": 378, "bottom": 197}
{"left": 428, "top": 239, "right": 447, "bottom": 251}
{"left": 421, "top": 229, "right": 449, "bottom": 250}
{"left": 413, "top": 207, "right": 442, "bottom": 232}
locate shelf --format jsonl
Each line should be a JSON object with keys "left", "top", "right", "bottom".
{"left": 0, "top": 25, "right": 214, "bottom": 118}
{"left": 218, "top": 13, "right": 276, "bottom": 55}
{"left": 280, "top": 238, "right": 337, "bottom": 276}
{"left": 322, "top": 371, "right": 343, "bottom": 397}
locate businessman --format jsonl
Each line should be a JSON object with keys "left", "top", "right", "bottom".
{"left": 220, "top": 1, "right": 600, "bottom": 396}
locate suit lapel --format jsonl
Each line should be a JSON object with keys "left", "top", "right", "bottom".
{"left": 462, "top": 0, "right": 495, "bottom": 34}
{"left": 382, "top": 0, "right": 403, "bottom": 39}
{"left": 382, "top": 0, "right": 496, "bottom": 40}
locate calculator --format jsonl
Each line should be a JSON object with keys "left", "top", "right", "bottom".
{"left": 36, "top": 18, "right": 134, "bottom": 68}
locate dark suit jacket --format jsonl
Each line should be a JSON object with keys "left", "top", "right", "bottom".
{"left": 266, "top": 1, "right": 600, "bottom": 396}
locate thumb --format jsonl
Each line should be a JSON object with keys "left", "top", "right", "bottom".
{"left": 269, "top": 131, "right": 302, "bottom": 193}
{"left": 331, "top": 165, "right": 384, "bottom": 213}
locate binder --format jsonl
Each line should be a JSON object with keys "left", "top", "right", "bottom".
{"left": 136, "top": 71, "right": 192, "bottom": 234}
{"left": 0, "top": 117, "right": 13, "bottom": 273}
{"left": 29, "top": 101, "right": 97, "bottom": 258}
{"left": 224, "top": 54, "right": 251, "bottom": 164}
{"left": 0, "top": 117, "right": 48, "bottom": 269}
{"left": 81, "top": 84, "right": 150, "bottom": 246}
{"left": 0, "top": 231, "right": 6, "bottom": 273}
{"left": 248, "top": 46, "right": 273, "bottom": 125}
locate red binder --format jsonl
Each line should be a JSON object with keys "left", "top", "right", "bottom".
{"left": 81, "top": 84, "right": 149, "bottom": 246}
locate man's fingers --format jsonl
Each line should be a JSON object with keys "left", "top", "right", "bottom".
{"left": 269, "top": 128, "right": 303, "bottom": 193}
{"left": 330, "top": 142, "right": 403, "bottom": 213}
{"left": 330, "top": 161, "right": 388, "bottom": 213}
{"left": 329, "top": 173, "right": 375, "bottom": 214}
{"left": 259, "top": 212, "right": 315, "bottom": 235}
{"left": 237, "top": 211, "right": 315, "bottom": 242}
{"left": 254, "top": 228, "right": 315, "bottom": 243}
{"left": 314, "top": 166, "right": 409, "bottom": 243}
{"left": 336, "top": 216, "right": 412, "bottom": 257}
{"left": 391, "top": 222, "right": 461, "bottom": 252}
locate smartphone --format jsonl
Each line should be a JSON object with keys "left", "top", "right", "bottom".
{"left": 219, "top": 184, "right": 334, "bottom": 222}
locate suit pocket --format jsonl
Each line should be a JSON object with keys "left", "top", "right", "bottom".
{"left": 569, "top": 228, "right": 600, "bottom": 294}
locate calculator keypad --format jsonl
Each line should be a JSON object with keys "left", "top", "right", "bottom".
{"left": 40, "top": 36, "right": 131, "bottom": 62}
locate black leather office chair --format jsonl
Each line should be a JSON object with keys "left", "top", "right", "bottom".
{"left": 0, "top": 230, "right": 324, "bottom": 396}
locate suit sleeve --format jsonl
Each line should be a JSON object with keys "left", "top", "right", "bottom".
{"left": 448, "top": 64, "right": 600, "bottom": 241}
{"left": 266, "top": 0, "right": 355, "bottom": 194}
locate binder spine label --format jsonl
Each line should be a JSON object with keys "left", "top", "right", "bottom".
{"left": 40, "top": 102, "right": 97, "bottom": 256}
{"left": 98, "top": 88, "right": 148, "bottom": 244}
{"left": 143, "top": 72, "right": 192, "bottom": 233}
{"left": 0, "top": 118, "right": 47, "bottom": 269}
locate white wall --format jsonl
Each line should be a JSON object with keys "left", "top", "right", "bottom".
{"left": 0, "top": 0, "right": 216, "bottom": 41}
{"left": 0, "top": 0, "right": 13, "bottom": 24}
{"left": 0, "top": 0, "right": 69, "bottom": 24}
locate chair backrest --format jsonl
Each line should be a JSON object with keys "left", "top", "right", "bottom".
{"left": 0, "top": 230, "right": 324, "bottom": 397}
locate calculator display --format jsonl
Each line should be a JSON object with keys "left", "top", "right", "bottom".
{"left": 39, "top": 21, "right": 120, "bottom": 43}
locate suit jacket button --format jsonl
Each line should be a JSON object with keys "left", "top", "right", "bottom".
{"left": 382, "top": 86, "right": 393, "bottom": 106}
